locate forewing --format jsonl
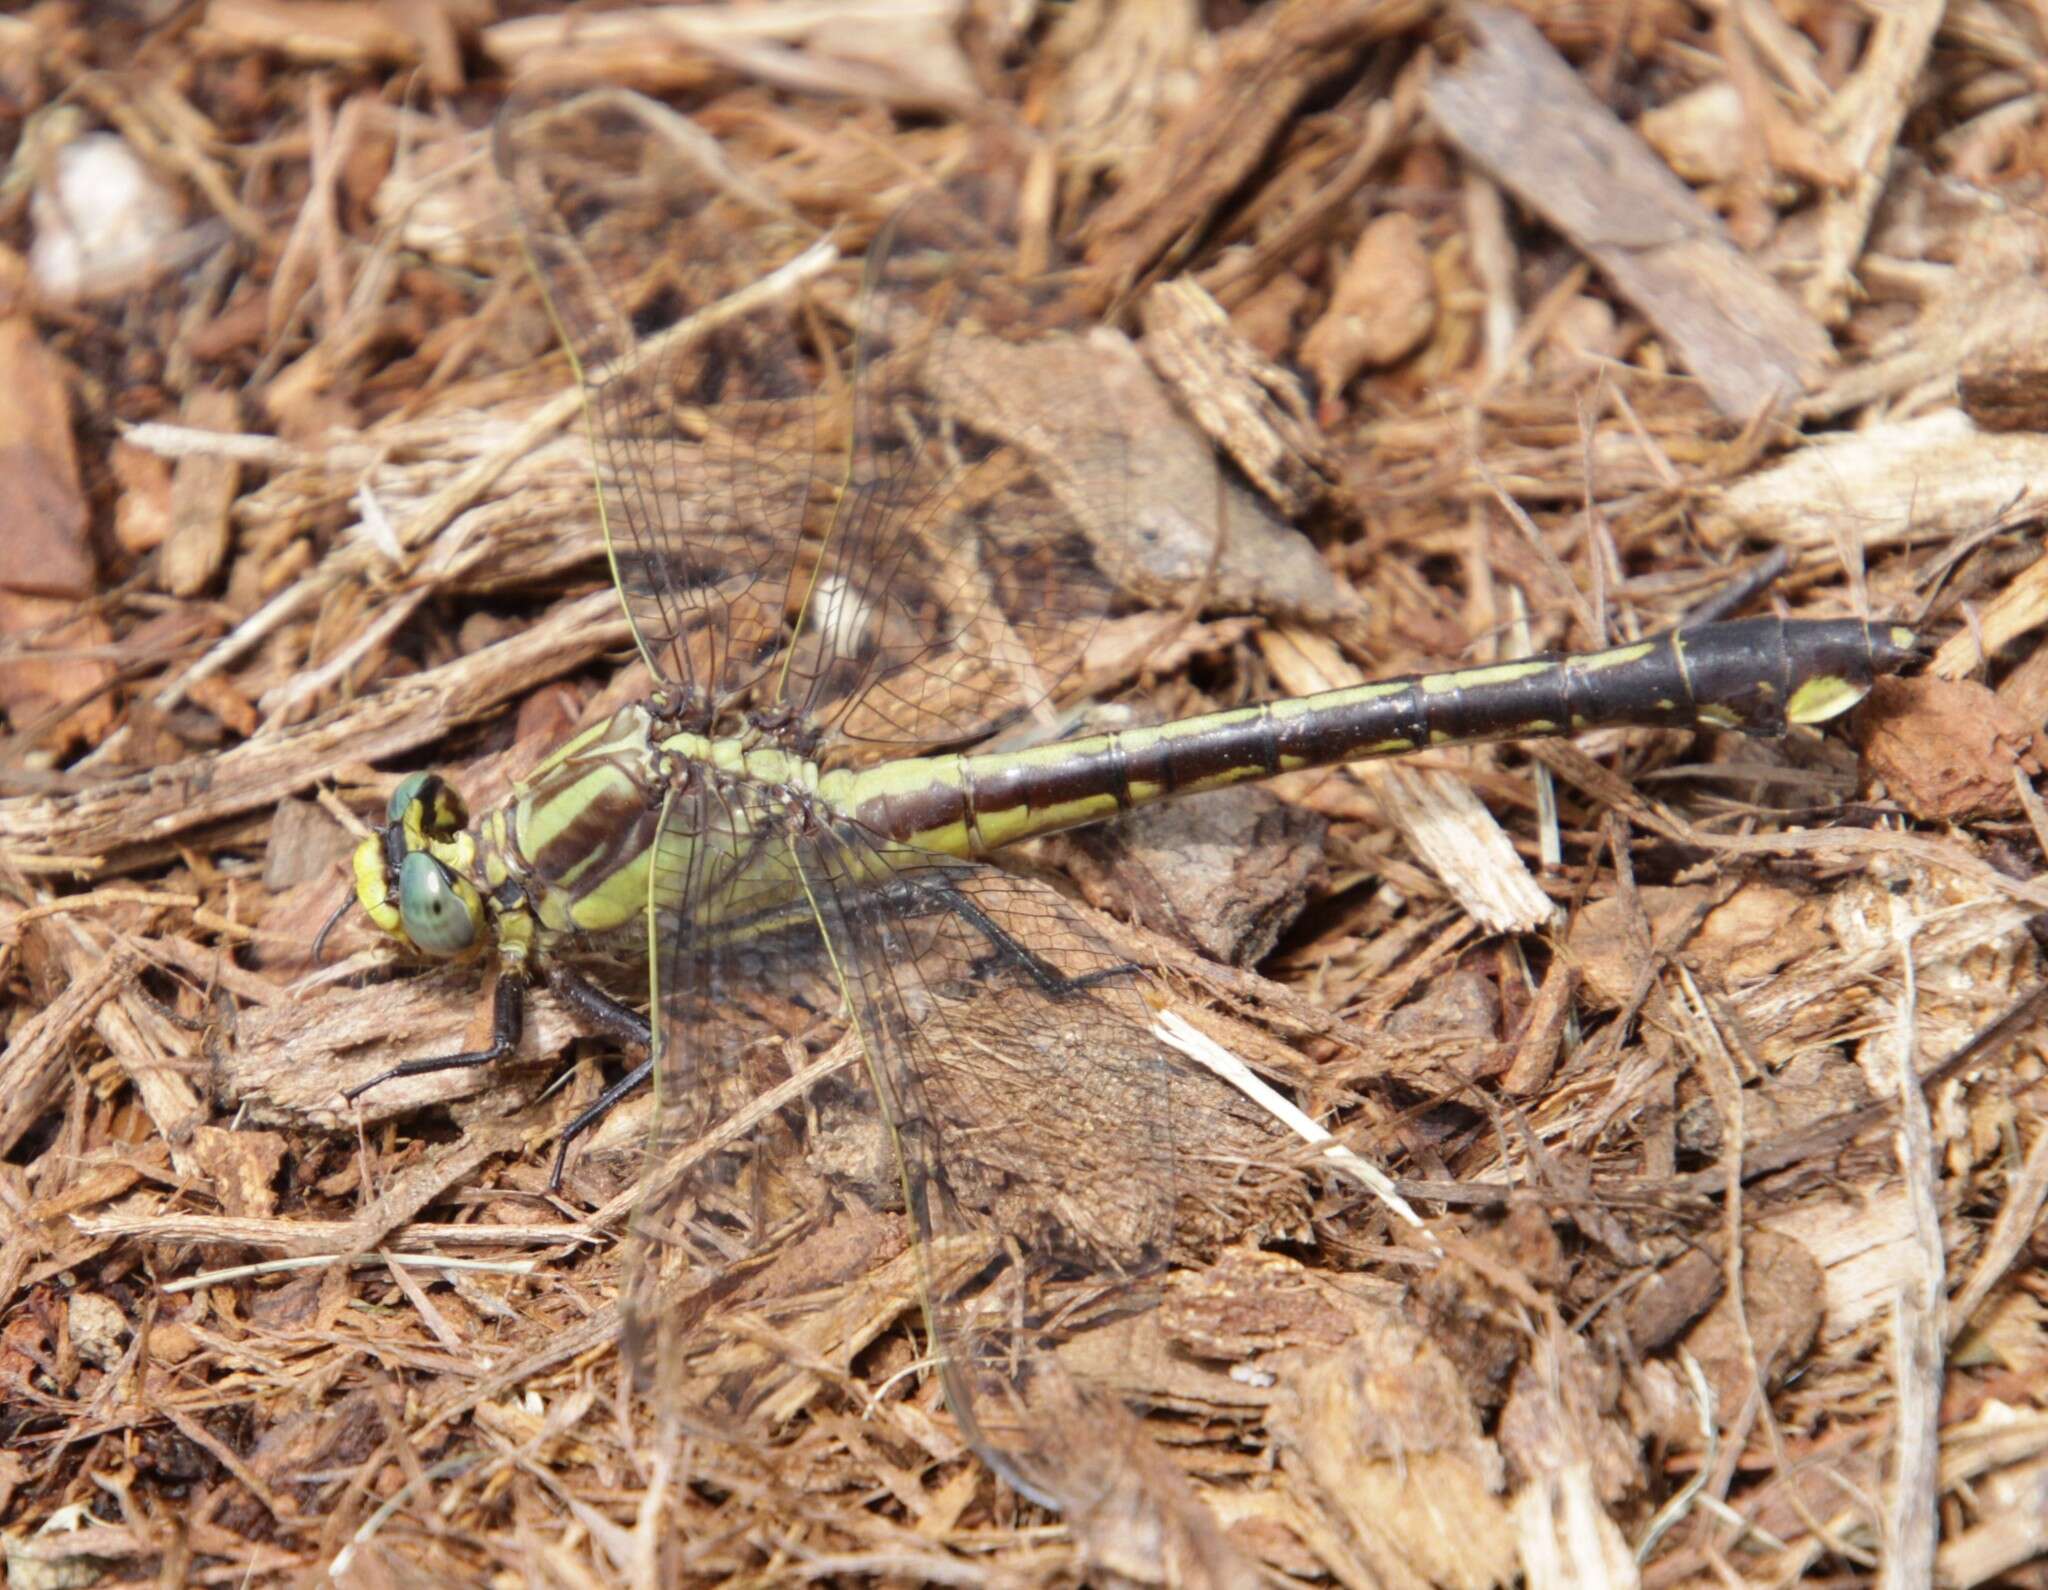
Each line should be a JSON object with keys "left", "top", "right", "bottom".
{"left": 778, "top": 151, "right": 1136, "bottom": 750}
{"left": 495, "top": 89, "right": 824, "bottom": 711}
{"left": 502, "top": 98, "right": 1149, "bottom": 750}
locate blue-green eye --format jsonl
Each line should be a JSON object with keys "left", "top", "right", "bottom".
{"left": 388, "top": 772, "right": 432, "bottom": 826}
{"left": 398, "top": 852, "right": 477, "bottom": 955}
{"left": 387, "top": 772, "right": 467, "bottom": 838}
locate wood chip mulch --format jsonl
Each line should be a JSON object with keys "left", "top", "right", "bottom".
{"left": 3, "top": 3, "right": 2047, "bottom": 1585}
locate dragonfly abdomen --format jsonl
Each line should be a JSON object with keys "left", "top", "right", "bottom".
{"left": 839, "top": 618, "right": 1917, "bottom": 859}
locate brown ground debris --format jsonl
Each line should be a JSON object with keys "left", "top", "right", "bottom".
{"left": 3, "top": 3, "right": 2047, "bottom": 1586}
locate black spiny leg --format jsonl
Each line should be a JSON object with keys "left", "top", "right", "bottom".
{"left": 345, "top": 965, "right": 658, "bottom": 1191}
{"left": 895, "top": 878, "right": 1141, "bottom": 997}
{"left": 344, "top": 973, "right": 527, "bottom": 1101}
{"left": 543, "top": 963, "right": 654, "bottom": 1190}
{"left": 551, "top": 1058, "right": 655, "bottom": 1190}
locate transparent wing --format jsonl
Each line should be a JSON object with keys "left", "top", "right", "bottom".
{"left": 782, "top": 162, "right": 1132, "bottom": 748}
{"left": 624, "top": 784, "right": 1300, "bottom": 1506}
{"left": 500, "top": 94, "right": 1136, "bottom": 748}
{"left": 618, "top": 781, "right": 840, "bottom": 1452}
{"left": 496, "top": 89, "right": 825, "bottom": 716}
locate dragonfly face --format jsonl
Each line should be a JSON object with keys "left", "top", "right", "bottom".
{"left": 353, "top": 771, "right": 488, "bottom": 961}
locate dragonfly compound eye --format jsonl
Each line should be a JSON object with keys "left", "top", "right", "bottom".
{"left": 398, "top": 851, "right": 481, "bottom": 956}
{"left": 388, "top": 771, "right": 432, "bottom": 826}
{"left": 389, "top": 771, "right": 470, "bottom": 838}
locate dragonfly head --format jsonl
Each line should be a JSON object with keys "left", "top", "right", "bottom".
{"left": 353, "top": 772, "right": 487, "bottom": 960}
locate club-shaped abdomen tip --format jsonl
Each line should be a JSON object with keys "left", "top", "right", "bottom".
{"left": 1786, "top": 620, "right": 1921, "bottom": 725}
{"left": 1876, "top": 622, "right": 1922, "bottom": 672}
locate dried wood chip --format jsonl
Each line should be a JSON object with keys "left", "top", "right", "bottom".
{"left": 1497, "top": 1332, "right": 1640, "bottom": 1506}
{"left": 198, "top": 0, "right": 432, "bottom": 65}
{"left": 1061, "top": 783, "right": 1326, "bottom": 967}
{"left": 161, "top": 385, "right": 241, "bottom": 597}
{"left": 261, "top": 796, "right": 353, "bottom": 893}
{"left": 1675, "top": 1045, "right": 1875, "bottom": 1163}
{"left": 1677, "top": 1230, "right": 1825, "bottom": 1412}
{"left": 1637, "top": 81, "right": 1750, "bottom": 186}
{"left": 1231, "top": 272, "right": 1314, "bottom": 365}
{"left": 110, "top": 440, "right": 174, "bottom": 557}
{"left": 1082, "top": 0, "right": 1429, "bottom": 300}
{"left": 1621, "top": 1244, "right": 1724, "bottom": 1357}
{"left": 1859, "top": 676, "right": 2045, "bottom": 822}
{"left": 1299, "top": 211, "right": 1436, "bottom": 410}
{"left": 0, "top": 595, "right": 118, "bottom": 757}
{"left": 64, "top": 1292, "right": 129, "bottom": 1370}
{"left": 1959, "top": 349, "right": 2048, "bottom": 434}
{"left": 1699, "top": 409, "right": 2048, "bottom": 552}
{"left": 0, "top": 320, "right": 89, "bottom": 600}
{"left": 1159, "top": 1248, "right": 1377, "bottom": 1359}
{"left": 1499, "top": 956, "right": 1576, "bottom": 1096}
{"left": 185, "top": 1123, "right": 288, "bottom": 1218}
{"left": 1427, "top": 6, "right": 1832, "bottom": 418}
{"left": 1382, "top": 966, "right": 1500, "bottom": 1059}
{"left": 1808, "top": 177, "right": 2048, "bottom": 421}
{"left": 1765, "top": 1183, "right": 1924, "bottom": 1343}
{"left": 1041, "top": 0, "right": 1203, "bottom": 188}
{"left": 1031, "top": 1373, "right": 1264, "bottom": 1588}
{"left": 1568, "top": 882, "right": 1822, "bottom": 1010}
{"left": 1269, "top": 1310, "right": 1517, "bottom": 1586}
{"left": 1931, "top": 538, "right": 2048, "bottom": 685}
{"left": 481, "top": 3, "right": 975, "bottom": 111}
{"left": 1138, "top": 276, "right": 1337, "bottom": 519}
{"left": 184, "top": 670, "right": 259, "bottom": 738}
{"left": 944, "top": 326, "right": 1347, "bottom": 621}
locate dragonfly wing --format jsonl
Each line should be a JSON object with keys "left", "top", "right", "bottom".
{"left": 495, "top": 89, "right": 825, "bottom": 712}
{"left": 786, "top": 822, "right": 1301, "bottom": 1508}
{"left": 624, "top": 784, "right": 1300, "bottom": 1509}
{"left": 789, "top": 148, "right": 1138, "bottom": 749}
{"left": 620, "top": 778, "right": 860, "bottom": 1450}
{"left": 503, "top": 94, "right": 1149, "bottom": 748}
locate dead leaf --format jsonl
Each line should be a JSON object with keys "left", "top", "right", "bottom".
{"left": 1859, "top": 674, "right": 2045, "bottom": 821}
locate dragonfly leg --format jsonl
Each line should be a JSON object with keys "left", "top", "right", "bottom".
{"left": 550, "top": 1057, "right": 655, "bottom": 1190}
{"left": 544, "top": 962, "right": 653, "bottom": 1046}
{"left": 540, "top": 963, "right": 654, "bottom": 1191}
{"left": 911, "top": 879, "right": 1140, "bottom": 997}
{"left": 343, "top": 973, "right": 526, "bottom": 1102}
{"left": 345, "top": 961, "right": 655, "bottom": 1189}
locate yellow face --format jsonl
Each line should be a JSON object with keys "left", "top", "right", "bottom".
{"left": 354, "top": 772, "right": 487, "bottom": 959}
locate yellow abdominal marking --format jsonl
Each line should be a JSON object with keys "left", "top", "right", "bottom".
{"left": 967, "top": 794, "right": 1122, "bottom": 851}
{"left": 1419, "top": 659, "right": 1553, "bottom": 694}
{"left": 1572, "top": 641, "right": 1656, "bottom": 673}
{"left": 1787, "top": 674, "right": 1864, "bottom": 724}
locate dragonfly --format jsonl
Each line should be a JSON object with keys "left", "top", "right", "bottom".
{"left": 340, "top": 91, "right": 1917, "bottom": 1512}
